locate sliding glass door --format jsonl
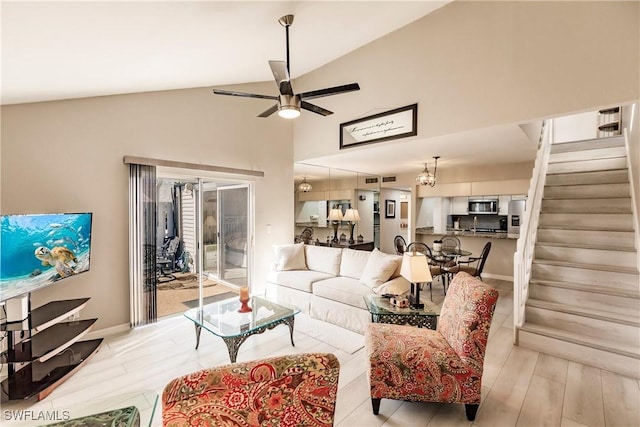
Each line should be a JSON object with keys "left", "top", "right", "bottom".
{"left": 216, "top": 184, "right": 250, "bottom": 287}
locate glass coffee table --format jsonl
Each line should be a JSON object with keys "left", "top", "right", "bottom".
{"left": 184, "top": 296, "right": 300, "bottom": 363}
{"left": 364, "top": 295, "right": 440, "bottom": 329}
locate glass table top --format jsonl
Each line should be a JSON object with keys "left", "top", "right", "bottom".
{"left": 364, "top": 295, "right": 440, "bottom": 317}
{"left": 2, "top": 390, "right": 158, "bottom": 427}
{"left": 184, "top": 296, "right": 300, "bottom": 338}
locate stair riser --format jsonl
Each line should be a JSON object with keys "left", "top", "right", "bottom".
{"left": 536, "top": 229, "right": 635, "bottom": 248}
{"left": 532, "top": 263, "right": 638, "bottom": 290}
{"left": 545, "top": 170, "right": 629, "bottom": 186}
{"left": 541, "top": 198, "right": 631, "bottom": 214}
{"left": 550, "top": 137, "right": 625, "bottom": 154}
{"left": 539, "top": 213, "right": 633, "bottom": 230}
{"left": 534, "top": 246, "right": 637, "bottom": 268}
{"left": 549, "top": 146, "right": 626, "bottom": 163}
{"left": 546, "top": 157, "right": 627, "bottom": 174}
{"left": 525, "top": 306, "right": 639, "bottom": 345}
{"left": 529, "top": 284, "right": 640, "bottom": 317}
{"left": 518, "top": 330, "right": 640, "bottom": 379}
{"left": 543, "top": 183, "right": 630, "bottom": 199}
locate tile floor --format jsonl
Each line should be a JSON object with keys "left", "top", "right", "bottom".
{"left": 2, "top": 278, "right": 639, "bottom": 426}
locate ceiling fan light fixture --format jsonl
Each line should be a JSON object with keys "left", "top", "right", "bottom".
{"left": 277, "top": 94, "right": 301, "bottom": 119}
{"left": 416, "top": 156, "right": 440, "bottom": 187}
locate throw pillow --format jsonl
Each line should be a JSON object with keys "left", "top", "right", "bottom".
{"left": 360, "top": 248, "right": 401, "bottom": 289}
{"left": 273, "top": 243, "right": 307, "bottom": 271}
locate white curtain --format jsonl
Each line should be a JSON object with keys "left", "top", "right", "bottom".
{"left": 128, "top": 164, "right": 157, "bottom": 327}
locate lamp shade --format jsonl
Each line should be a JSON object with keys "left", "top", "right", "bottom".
{"left": 400, "top": 252, "right": 432, "bottom": 283}
{"left": 327, "top": 208, "right": 344, "bottom": 221}
{"left": 343, "top": 208, "right": 360, "bottom": 222}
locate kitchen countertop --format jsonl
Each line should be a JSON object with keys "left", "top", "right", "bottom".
{"left": 415, "top": 229, "right": 517, "bottom": 240}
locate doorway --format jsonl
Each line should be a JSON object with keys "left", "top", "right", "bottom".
{"left": 155, "top": 177, "right": 252, "bottom": 318}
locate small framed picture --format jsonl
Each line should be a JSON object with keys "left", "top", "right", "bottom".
{"left": 385, "top": 200, "right": 396, "bottom": 218}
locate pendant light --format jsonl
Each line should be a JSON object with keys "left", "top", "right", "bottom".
{"left": 416, "top": 156, "right": 440, "bottom": 187}
{"left": 298, "top": 177, "right": 312, "bottom": 192}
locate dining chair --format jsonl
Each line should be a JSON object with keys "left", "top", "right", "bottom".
{"left": 393, "top": 235, "right": 407, "bottom": 255}
{"left": 405, "top": 242, "right": 446, "bottom": 300}
{"left": 448, "top": 241, "right": 491, "bottom": 280}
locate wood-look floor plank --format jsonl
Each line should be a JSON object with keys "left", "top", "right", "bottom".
{"left": 516, "top": 375, "right": 564, "bottom": 427}
{"left": 534, "top": 353, "right": 569, "bottom": 384}
{"left": 474, "top": 346, "right": 539, "bottom": 427}
{"left": 601, "top": 370, "right": 640, "bottom": 427}
{"left": 382, "top": 401, "right": 436, "bottom": 427}
{"left": 562, "top": 362, "right": 605, "bottom": 427}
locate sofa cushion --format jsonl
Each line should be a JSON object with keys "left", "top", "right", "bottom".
{"left": 305, "top": 245, "right": 342, "bottom": 276}
{"left": 312, "top": 277, "right": 371, "bottom": 310}
{"left": 267, "top": 270, "right": 335, "bottom": 293}
{"left": 339, "top": 248, "right": 371, "bottom": 279}
{"left": 360, "top": 249, "right": 402, "bottom": 289}
{"left": 273, "top": 243, "right": 307, "bottom": 271}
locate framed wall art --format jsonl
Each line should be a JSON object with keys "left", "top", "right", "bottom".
{"left": 340, "top": 103, "right": 417, "bottom": 149}
{"left": 385, "top": 200, "right": 396, "bottom": 218}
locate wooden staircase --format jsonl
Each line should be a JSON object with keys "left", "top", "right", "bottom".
{"left": 518, "top": 135, "right": 640, "bottom": 379}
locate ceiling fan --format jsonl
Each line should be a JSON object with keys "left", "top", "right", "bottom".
{"left": 213, "top": 15, "right": 360, "bottom": 119}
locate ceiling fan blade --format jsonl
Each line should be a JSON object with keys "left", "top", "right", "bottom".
{"left": 268, "top": 60, "right": 294, "bottom": 96}
{"left": 258, "top": 104, "right": 279, "bottom": 118}
{"left": 299, "top": 83, "right": 360, "bottom": 100}
{"left": 213, "top": 89, "right": 278, "bottom": 100}
{"left": 301, "top": 101, "right": 333, "bottom": 116}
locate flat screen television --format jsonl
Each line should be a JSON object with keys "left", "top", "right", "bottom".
{"left": 0, "top": 212, "right": 93, "bottom": 302}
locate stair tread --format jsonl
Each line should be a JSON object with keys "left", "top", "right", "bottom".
{"left": 550, "top": 136, "right": 625, "bottom": 152}
{"left": 527, "top": 298, "right": 640, "bottom": 326}
{"left": 535, "top": 241, "right": 637, "bottom": 252}
{"left": 529, "top": 278, "right": 640, "bottom": 298}
{"left": 537, "top": 225, "right": 634, "bottom": 232}
{"left": 533, "top": 258, "right": 639, "bottom": 274}
{"left": 519, "top": 323, "right": 640, "bottom": 359}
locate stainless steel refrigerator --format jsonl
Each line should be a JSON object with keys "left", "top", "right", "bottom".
{"left": 508, "top": 199, "right": 526, "bottom": 238}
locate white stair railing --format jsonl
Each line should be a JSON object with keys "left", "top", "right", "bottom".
{"left": 513, "top": 119, "right": 553, "bottom": 343}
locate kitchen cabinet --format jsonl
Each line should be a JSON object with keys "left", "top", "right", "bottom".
{"left": 450, "top": 196, "right": 468, "bottom": 215}
{"left": 470, "top": 179, "right": 529, "bottom": 195}
{"left": 498, "top": 195, "right": 511, "bottom": 215}
{"left": 417, "top": 182, "right": 471, "bottom": 197}
{"left": 298, "top": 191, "right": 327, "bottom": 202}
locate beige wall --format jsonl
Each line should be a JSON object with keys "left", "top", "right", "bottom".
{"left": 293, "top": 1, "right": 639, "bottom": 162}
{"left": 1, "top": 83, "right": 293, "bottom": 330}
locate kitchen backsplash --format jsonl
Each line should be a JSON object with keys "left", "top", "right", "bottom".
{"left": 448, "top": 214, "right": 508, "bottom": 231}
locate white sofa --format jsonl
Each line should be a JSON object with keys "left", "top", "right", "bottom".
{"left": 265, "top": 243, "right": 410, "bottom": 334}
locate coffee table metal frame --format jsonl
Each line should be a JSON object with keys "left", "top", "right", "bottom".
{"left": 364, "top": 295, "right": 440, "bottom": 329}
{"left": 184, "top": 296, "right": 300, "bottom": 363}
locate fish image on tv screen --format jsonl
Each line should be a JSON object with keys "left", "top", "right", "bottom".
{"left": 0, "top": 213, "right": 92, "bottom": 302}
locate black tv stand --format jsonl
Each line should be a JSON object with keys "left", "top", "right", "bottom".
{"left": 1, "top": 296, "right": 103, "bottom": 401}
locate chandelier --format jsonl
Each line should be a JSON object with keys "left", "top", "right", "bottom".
{"left": 298, "top": 177, "right": 312, "bottom": 192}
{"left": 416, "top": 156, "right": 440, "bottom": 187}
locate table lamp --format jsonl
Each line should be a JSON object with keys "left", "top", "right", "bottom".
{"left": 327, "top": 206, "right": 344, "bottom": 242}
{"left": 400, "top": 251, "right": 432, "bottom": 309}
{"left": 342, "top": 208, "right": 360, "bottom": 244}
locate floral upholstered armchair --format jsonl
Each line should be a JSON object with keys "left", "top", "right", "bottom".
{"left": 364, "top": 272, "right": 499, "bottom": 421}
{"left": 162, "top": 353, "right": 340, "bottom": 427}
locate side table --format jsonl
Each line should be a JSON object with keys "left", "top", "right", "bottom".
{"left": 363, "top": 295, "right": 440, "bottom": 329}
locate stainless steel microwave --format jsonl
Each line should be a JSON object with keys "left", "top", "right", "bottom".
{"left": 468, "top": 199, "right": 499, "bottom": 215}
